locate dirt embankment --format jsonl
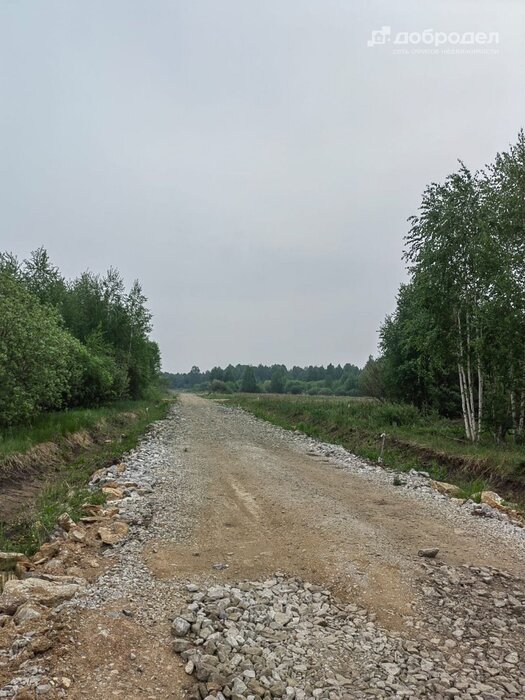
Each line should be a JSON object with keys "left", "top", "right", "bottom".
{"left": 0, "top": 414, "right": 139, "bottom": 525}
{"left": 387, "top": 435, "right": 525, "bottom": 502}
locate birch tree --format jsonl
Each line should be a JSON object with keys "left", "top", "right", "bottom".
{"left": 484, "top": 131, "right": 525, "bottom": 442}
{"left": 404, "top": 165, "right": 490, "bottom": 442}
{"left": 383, "top": 131, "right": 525, "bottom": 443}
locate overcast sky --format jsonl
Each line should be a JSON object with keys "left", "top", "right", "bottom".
{"left": 1, "top": 1, "right": 524, "bottom": 372}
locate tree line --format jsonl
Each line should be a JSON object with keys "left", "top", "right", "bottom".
{"left": 0, "top": 248, "right": 160, "bottom": 426}
{"left": 163, "top": 362, "right": 363, "bottom": 396}
{"left": 375, "top": 130, "right": 525, "bottom": 444}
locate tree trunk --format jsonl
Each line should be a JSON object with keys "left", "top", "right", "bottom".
{"left": 458, "top": 364, "right": 474, "bottom": 442}
{"left": 465, "top": 316, "right": 477, "bottom": 442}
{"left": 458, "top": 363, "right": 472, "bottom": 441}
{"left": 457, "top": 311, "right": 475, "bottom": 442}
{"left": 510, "top": 389, "right": 517, "bottom": 432}
{"left": 476, "top": 359, "right": 483, "bottom": 442}
{"left": 518, "top": 389, "right": 525, "bottom": 440}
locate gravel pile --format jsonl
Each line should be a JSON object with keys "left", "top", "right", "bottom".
{"left": 80, "top": 406, "right": 206, "bottom": 620}
{"left": 172, "top": 567, "right": 525, "bottom": 700}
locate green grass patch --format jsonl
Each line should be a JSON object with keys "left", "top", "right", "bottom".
{"left": 0, "top": 397, "right": 174, "bottom": 554}
{"left": 0, "top": 399, "right": 167, "bottom": 460}
{"left": 217, "top": 394, "right": 525, "bottom": 504}
{"left": 456, "top": 478, "right": 488, "bottom": 503}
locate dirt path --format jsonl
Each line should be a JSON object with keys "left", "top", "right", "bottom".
{"left": 147, "top": 395, "right": 523, "bottom": 627}
{"left": 2, "top": 394, "right": 524, "bottom": 699}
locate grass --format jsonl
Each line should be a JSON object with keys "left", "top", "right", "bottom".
{"left": 0, "top": 396, "right": 174, "bottom": 554}
{"left": 456, "top": 478, "right": 487, "bottom": 503}
{"left": 216, "top": 394, "right": 525, "bottom": 504}
{"left": 0, "top": 400, "right": 165, "bottom": 460}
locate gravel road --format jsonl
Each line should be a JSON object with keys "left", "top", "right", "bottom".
{"left": 5, "top": 394, "right": 525, "bottom": 699}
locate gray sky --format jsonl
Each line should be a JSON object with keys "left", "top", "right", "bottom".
{"left": 1, "top": 1, "right": 524, "bottom": 372}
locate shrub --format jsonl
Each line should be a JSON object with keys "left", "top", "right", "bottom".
{"left": 210, "top": 379, "right": 232, "bottom": 393}
{"left": 285, "top": 381, "right": 304, "bottom": 395}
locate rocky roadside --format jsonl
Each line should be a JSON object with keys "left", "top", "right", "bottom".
{"left": 0, "top": 414, "right": 180, "bottom": 698}
{"left": 0, "top": 399, "right": 524, "bottom": 699}
{"left": 0, "top": 501, "right": 129, "bottom": 698}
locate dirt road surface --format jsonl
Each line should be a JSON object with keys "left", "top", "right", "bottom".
{"left": 2, "top": 394, "right": 524, "bottom": 699}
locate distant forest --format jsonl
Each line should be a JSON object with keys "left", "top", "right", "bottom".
{"left": 162, "top": 362, "right": 364, "bottom": 396}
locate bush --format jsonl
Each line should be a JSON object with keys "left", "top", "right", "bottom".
{"left": 285, "top": 381, "right": 304, "bottom": 395}
{"left": 210, "top": 379, "right": 232, "bottom": 393}
{"left": 73, "top": 345, "right": 128, "bottom": 406}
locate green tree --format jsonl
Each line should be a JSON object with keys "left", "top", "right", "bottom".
{"left": 270, "top": 369, "right": 285, "bottom": 393}
{"left": 382, "top": 132, "right": 525, "bottom": 441}
{"left": 380, "top": 282, "right": 459, "bottom": 414}
{"left": 240, "top": 366, "right": 258, "bottom": 393}
{"left": 0, "top": 273, "right": 77, "bottom": 424}
{"left": 22, "top": 247, "right": 66, "bottom": 307}
{"left": 210, "top": 366, "right": 225, "bottom": 381}
{"left": 0, "top": 248, "right": 161, "bottom": 419}
{"left": 358, "top": 356, "right": 386, "bottom": 400}
{"left": 223, "top": 365, "right": 235, "bottom": 383}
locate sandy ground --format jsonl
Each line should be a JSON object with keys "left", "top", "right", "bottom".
{"left": 6, "top": 394, "right": 524, "bottom": 699}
